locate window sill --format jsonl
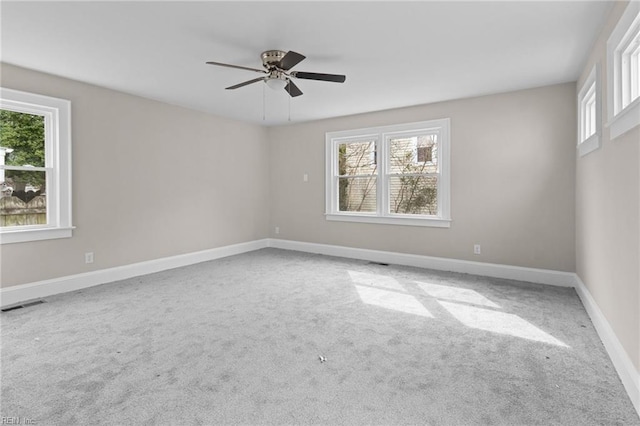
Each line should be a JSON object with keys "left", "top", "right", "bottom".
{"left": 326, "top": 213, "right": 451, "bottom": 228}
{"left": 608, "top": 98, "right": 640, "bottom": 140}
{"left": 0, "top": 226, "right": 74, "bottom": 244}
{"left": 577, "top": 133, "right": 601, "bottom": 157}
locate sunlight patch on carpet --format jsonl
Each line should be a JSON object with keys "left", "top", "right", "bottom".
{"left": 355, "top": 285, "right": 433, "bottom": 317}
{"left": 348, "top": 270, "right": 406, "bottom": 292}
{"left": 439, "top": 301, "right": 569, "bottom": 347}
{"left": 416, "top": 282, "right": 500, "bottom": 308}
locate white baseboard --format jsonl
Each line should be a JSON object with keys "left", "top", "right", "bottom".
{"left": 0, "top": 239, "right": 269, "bottom": 308}
{"left": 0, "top": 237, "right": 576, "bottom": 308}
{"left": 0, "top": 238, "right": 575, "bottom": 307}
{"left": 267, "top": 238, "right": 576, "bottom": 287}
{"left": 574, "top": 275, "right": 640, "bottom": 415}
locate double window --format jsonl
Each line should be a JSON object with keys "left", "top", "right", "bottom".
{"left": 0, "top": 88, "right": 73, "bottom": 244}
{"left": 325, "top": 119, "right": 450, "bottom": 227}
{"left": 607, "top": 1, "right": 640, "bottom": 139}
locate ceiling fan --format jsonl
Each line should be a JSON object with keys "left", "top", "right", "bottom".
{"left": 206, "top": 50, "right": 346, "bottom": 97}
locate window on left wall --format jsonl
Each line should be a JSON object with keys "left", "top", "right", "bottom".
{"left": 0, "top": 88, "right": 73, "bottom": 244}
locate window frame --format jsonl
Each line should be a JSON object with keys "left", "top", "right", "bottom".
{"left": 606, "top": 0, "right": 640, "bottom": 139}
{"left": 577, "top": 64, "right": 601, "bottom": 157}
{"left": 0, "top": 87, "right": 73, "bottom": 244}
{"left": 325, "top": 119, "right": 451, "bottom": 228}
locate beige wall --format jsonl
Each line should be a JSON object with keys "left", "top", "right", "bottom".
{"left": 0, "top": 63, "right": 270, "bottom": 287}
{"left": 575, "top": 1, "right": 640, "bottom": 371}
{"left": 268, "top": 83, "right": 577, "bottom": 272}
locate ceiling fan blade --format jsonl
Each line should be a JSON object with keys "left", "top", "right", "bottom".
{"left": 291, "top": 71, "right": 346, "bottom": 83}
{"left": 277, "top": 51, "right": 306, "bottom": 70}
{"left": 206, "top": 61, "right": 266, "bottom": 74}
{"left": 225, "top": 77, "right": 266, "bottom": 90}
{"left": 284, "top": 80, "right": 303, "bottom": 97}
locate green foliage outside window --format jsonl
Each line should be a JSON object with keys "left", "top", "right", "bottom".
{"left": 0, "top": 109, "right": 46, "bottom": 188}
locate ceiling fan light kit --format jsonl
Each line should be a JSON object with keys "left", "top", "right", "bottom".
{"left": 206, "top": 50, "right": 346, "bottom": 98}
{"left": 265, "top": 78, "right": 288, "bottom": 91}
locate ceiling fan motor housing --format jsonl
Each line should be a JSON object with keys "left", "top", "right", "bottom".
{"left": 261, "top": 50, "right": 288, "bottom": 69}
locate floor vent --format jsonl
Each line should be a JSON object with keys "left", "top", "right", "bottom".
{"left": 368, "top": 261, "right": 390, "bottom": 266}
{"left": 1, "top": 300, "right": 46, "bottom": 312}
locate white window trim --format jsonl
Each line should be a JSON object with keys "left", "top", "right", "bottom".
{"left": 606, "top": 0, "right": 640, "bottom": 139}
{"left": 325, "top": 119, "right": 451, "bottom": 228}
{"left": 577, "top": 64, "right": 601, "bottom": 157}
{"left": 0, "top": 88, "right": 73, "bottom": 244}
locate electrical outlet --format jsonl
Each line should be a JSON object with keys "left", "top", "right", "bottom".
{"left": 473, "top": 244, "right": 481, "bottom": 255}
{"left": 303, "top": 173, "right": 308, "bottom": 182}
{"left": 85, "top": 252, "right": 94, "bottom": 264}
{"left": 275, "top": 226, "right": 280, "bottom": 235}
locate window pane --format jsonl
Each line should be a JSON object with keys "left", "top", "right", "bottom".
{"left": 0, "top": 109, "right": 46, "bottom": 167}
{"left": 389, "top": 175, "right": 438, "bottom": 215}
{"left": 585, "top": 93, "right": 596, "bottom": 138}
{"left": 338, "top": 141, "right": 377, "bottom": 176}
{"left": 389, "top": 134, "right": 438, "bottom": 174}
{"left": 0, "top": 169, "right": 47, "bottom": 227}
{"left": 338, "top": 176, "right": 377, "bottom": 212}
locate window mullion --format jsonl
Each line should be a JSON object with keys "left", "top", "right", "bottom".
{"left": 630, "top": 43, "right": 640, "bottom": 101}
{"left": 331, "top": 140, "right": 338, "bottom": 214}
{"left": 379, "top": 135, "right": 388, "bottom": 217}
{"left": 0, "top": 165, "right": 49, "bottom": 172}
{"left": 45, "top": 168, "right": 53, "bottom": 227}
{"left": 337, "top": 173, "right": 378, "bottom": 178}
{"left": 387, "top": 172, "right": 439, "bottom": 178}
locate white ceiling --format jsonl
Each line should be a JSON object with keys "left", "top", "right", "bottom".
{"left": 1, "top": 1, "right": 611, "bottom": 126}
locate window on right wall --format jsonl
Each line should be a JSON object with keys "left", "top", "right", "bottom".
{"left": 606, "top": 1, "right": 640, "bottom": 139}
{"left": 577, "top": 65, "right": 601, "bottom": 156}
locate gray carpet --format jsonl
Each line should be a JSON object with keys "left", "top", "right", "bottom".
{"left": 1, "top": 248, "right": 638, "bottom": 425}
